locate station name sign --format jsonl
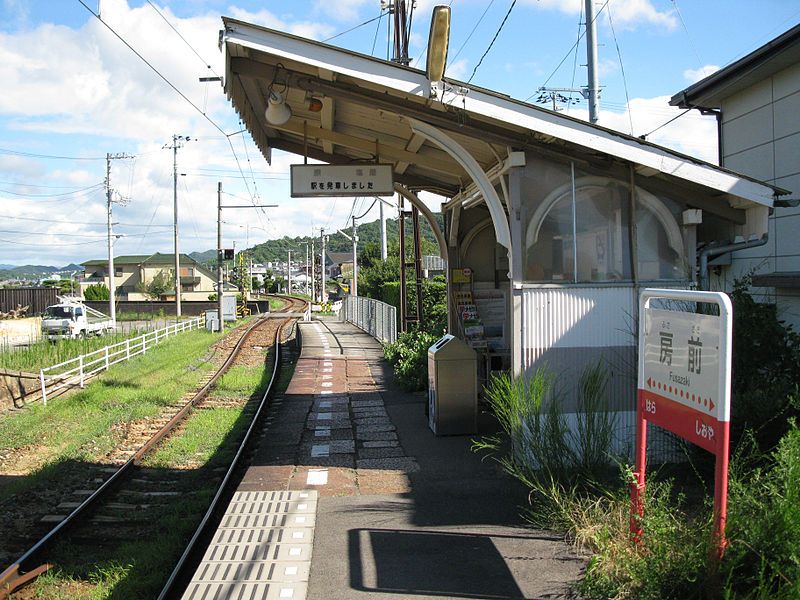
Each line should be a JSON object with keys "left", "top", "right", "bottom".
{"left": 633, "top": 288, "right": 733, "bottom": 557}
{"left": 290, "top": 164, "right": 394, "bottom": 197}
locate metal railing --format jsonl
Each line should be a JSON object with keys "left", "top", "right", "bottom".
{"left": 339, "top": 296, "right": 397, "bottom": 344}
{"left": 39, "top": 316, "right": 205, "bottom": 405}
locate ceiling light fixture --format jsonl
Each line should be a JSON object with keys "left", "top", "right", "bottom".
{"left": 265, "top": 64, "right": 292, "bottom": 125}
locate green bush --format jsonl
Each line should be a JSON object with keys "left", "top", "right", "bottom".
{"left": 721, "top": 424, "right": 800, "bottom": 598}
{"left": 84, "top": 283, "right": 110, "bottom": 301}
{"left": 383, "top": 329, "right": 437, "bottom": 391}
{"left": 730, "top": 275, "right": 800, "bottom": 452}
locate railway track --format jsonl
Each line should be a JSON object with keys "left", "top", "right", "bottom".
{"left": 0, "top": 299, "right": 308, "bottom": 598}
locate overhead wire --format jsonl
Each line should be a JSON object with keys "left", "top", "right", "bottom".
{"left": 467, "top": 0, "right": 517, "bottom": 84}
{"left": 671, "top": 0, "right": 702, "bottom": 67}
{"left": 323, "top": 11, "right": 386, "bottom": 43}
{"left": 354, "top": 198, "right": 378, "bottom": 220}
{"left": 145, "top": 0, "right": 220, "bottom": 77}
{"left": 0, "top": 147, "right": 106, "bottom": 161}
{"left": 565, "top": 2, "right": 584, "bottom": 115}
{"left": 606, "top": 4, "right": 634, "bottom": 135}
{"left": 528, "top": 0, "right": 610, "bottom": 100}
{"left": 0, "top": 183, "right": 105, "bottom": 198}
{"left": 450, "top": 0, "right": 496, "bottom": 63}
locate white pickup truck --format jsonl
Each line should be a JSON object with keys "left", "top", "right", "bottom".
{"left": 41, "top": 302, "right": 115, "bottom": 340}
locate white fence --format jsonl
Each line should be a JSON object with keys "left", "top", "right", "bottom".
{"left": 39, "top": 316, "right": 205, "bottom": 405}
{"left": 339, "top": 296, "right": 397, "bottom": 344}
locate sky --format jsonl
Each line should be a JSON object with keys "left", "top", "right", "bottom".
{"left": 0, "top": 0, "right": 798, "bottom": 267}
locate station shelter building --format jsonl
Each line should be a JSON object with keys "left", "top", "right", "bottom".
{"left": 220, "top": 18, "right": 786, "bottom": 456}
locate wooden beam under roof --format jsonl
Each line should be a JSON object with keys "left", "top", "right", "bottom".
{"left": 269, "top": 119, "right": 460, "bottom": 177}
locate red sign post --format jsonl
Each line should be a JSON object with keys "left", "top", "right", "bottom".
{"left": 632, "top": 289, "right": 732, "bottom": 558}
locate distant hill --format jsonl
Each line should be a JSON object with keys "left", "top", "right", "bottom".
{"left": 247, "top": 214, "right": 443, "bottom": 263}
{"left": 183, "top": 213, "right": 444, "bottom": 268}
{"left": 0, "top": 263, "right": 86, "bottom": 281}
{"left": 189, "top": 250, "right": 218, "bottom": 267}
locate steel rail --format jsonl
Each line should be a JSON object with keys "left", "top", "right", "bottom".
{"left": 0, "top": 314, "right": 274, "bottom": 599}
{"left": 157, "top": 317, "right": 289, "bottom": 599}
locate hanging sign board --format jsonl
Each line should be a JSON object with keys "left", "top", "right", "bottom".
{"left": 633, "top": 288, "right": 732, "bottom": 558}
{"left": 290, "top": 164, "right": 394, "bottom": 197}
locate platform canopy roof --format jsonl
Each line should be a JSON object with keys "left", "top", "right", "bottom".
{"left": 221, "top": 17, "right": 784, "bottom": 213}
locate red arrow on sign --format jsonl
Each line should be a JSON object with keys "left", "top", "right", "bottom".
{"left": 647, "top": 377, "right": 653, "bottom": 388}
{"left": 709, "top": 398, "right": 715, "bottom": 411}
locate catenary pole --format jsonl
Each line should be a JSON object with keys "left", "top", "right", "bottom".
{"left": 217, "top": 182, "right": 224, "bottom": 332}
{"left": 585, "top": 0, "right": 600, "bottom": 123}
{"left": 106, "top": 154, "right": 116, "bottom": 328}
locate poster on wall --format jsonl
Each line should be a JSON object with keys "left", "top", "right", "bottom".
{"left": 473, "top": 288, "right": 506, "bottom": 351}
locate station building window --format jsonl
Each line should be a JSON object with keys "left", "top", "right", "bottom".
{"left": 522, "top": 161, "right": 686, "bottom": 283}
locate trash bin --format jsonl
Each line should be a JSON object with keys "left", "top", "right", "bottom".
{"left": 427, "top": 334, "right": 478, "bottom": 435}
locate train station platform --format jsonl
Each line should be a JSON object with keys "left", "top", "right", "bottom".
{"left": 183, "top": 318, "right": 582, "bottom": 600}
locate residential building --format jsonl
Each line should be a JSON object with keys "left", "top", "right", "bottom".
{"left": 81, "top": 252, "right": 219, "bottom": 301}
{"left": 671, "top": 23, "right": 800, "bottom": 328}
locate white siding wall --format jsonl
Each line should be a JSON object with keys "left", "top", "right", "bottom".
{"left": 721, "top": 61, "right": 800, "bottom": 328}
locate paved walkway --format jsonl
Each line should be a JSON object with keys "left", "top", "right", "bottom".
{"left": 187, "top": 319, "right": 583, "bottom": 599}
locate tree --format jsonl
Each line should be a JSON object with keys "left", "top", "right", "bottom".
{"left": 137, "top": 269, "right": 174, "bottom": 300}
{"left": 84, "top": 283, "right": 110, "bottom": 301}
{"left": 251, "top": 276, "right": 262, "bottom": 294}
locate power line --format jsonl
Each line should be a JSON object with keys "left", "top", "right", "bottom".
{"left": 0, "top": 147, "right": 106, "bottom": 161}
{"left": 640, "top": 109, "right": 691, "bottom": 139}
{"left": 467, "top": 0, "right": 517, "bottom": 84}
{"left": 671, "top": 0, "right": 702, "bottom": 67}
{"left": 565, "top": 2, "right": 584, "bottom": 115}
{"left": 323, "top": 11, "right": 386, "bottom": 43}
{"left": 145, "top": 0, "right": 220, "bottom": 78}
{"left": 606, "top": 4, "right": 634, "bottom": 135}
{"left": 76, "top": 0, "right": 227, "bottom": 138}
{"left": 450, "top": 0, "right": 496, "bottom": 63}
{"left": 529, "top": 0, "right": 610, "bottom": 100}
{"left": 354, "top": 198, "right": 378, "bottom": 220}
{"left": 0, "top": 183, "right": 105, "bottom": 198}
{"left": 0, "top": 213, "right": 172, "bottom": 227}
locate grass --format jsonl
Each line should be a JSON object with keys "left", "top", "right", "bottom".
{"left": 17, "top": 335, "right": 277, "bottom": 599}
{"left": 0, "top": 328, "right": 223, "bottom": 502}
{"left": 0, "top": 330, "right": 152, "bottom": 373}
{"left": 474, "top": 368, "right": 800, "bottom": 599}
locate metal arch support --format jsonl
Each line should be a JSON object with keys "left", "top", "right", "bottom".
{"left": 404, "top": 118, "right": 512, "bottom": 254}
{"left": 394, "top": 184, "right": 448, "bottom": 263}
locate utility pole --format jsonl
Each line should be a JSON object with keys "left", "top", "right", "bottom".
{"left": 287, "top": 250, "right": 292, "bottom": 294}
{"left": 164, "top": 134, "right": 191, "bottom": 318}
{"left": 351, "top": 216, "right": 358, "bottom": 297}
{"left": 320, "top": 228, "right": 327, "bottom": 303}
{"left": 300, "top": 241, "right": 310, "bottom": 297}
{"left": 310, "top": 239, "right": 315, "bottom": 302}
{"left": 389, "top": 0, "right": 413, "bottom": 65}
{"left": 217, "top": 182, "right": 223, "bottom": 332}
{"left": 105, "top": 152, "right": 133, "bottom": 329}
{"left": 585, "top": 0, "right": 600, "bottom": 123}
{"left": 379, "top": 198, "right": 388, "bottom": 261}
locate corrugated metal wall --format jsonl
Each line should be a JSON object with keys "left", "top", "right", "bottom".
{"left": 519, "top": 285, "right": 682, "bottom": 461}
{"left": 521, "top": 286, "right": 636, "bottom": 361}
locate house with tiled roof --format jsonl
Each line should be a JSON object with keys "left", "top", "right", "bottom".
{"left": 81, "top": 252, "right": 218, "bottom": 301}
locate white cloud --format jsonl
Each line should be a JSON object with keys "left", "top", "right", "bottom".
{"left": 226, "top": 7, "right": 334, "bottom": 40}
{"left": 446, "top": 58, "right": 469, "bottom": 80}
{"left": 593, "top": 95, "right": 718, "bottom": 164}
{"left": 521, "top": 0, "right": 677, "bottom": 30}
{"left": 684, "top": 64, "right": 720, "bottom": 84}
